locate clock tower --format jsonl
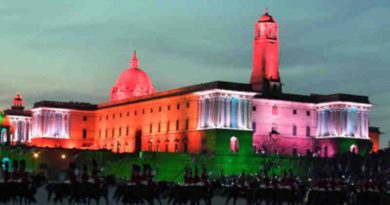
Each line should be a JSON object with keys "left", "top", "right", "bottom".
{"left": 250, "top": 10, "right": 282, "bottom": 96}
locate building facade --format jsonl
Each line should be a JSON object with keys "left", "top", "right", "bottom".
{"left": 1, "top": 11, "right": 380, "bottom": 157}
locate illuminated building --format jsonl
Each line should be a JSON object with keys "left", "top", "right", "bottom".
{"left": 0, "top": 10, "right": 381, "bottom": 157}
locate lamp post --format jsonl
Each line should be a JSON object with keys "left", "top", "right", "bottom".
{"left": 33, "top": 152, "right": 39, "bottom": 171}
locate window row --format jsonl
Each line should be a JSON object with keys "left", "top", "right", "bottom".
{"left": 98, "top": 102, "right": 191, "bottom": 121}
{"left": 252, "top": 106, "right": 311, "bottom": 116}
{"left": 252, "top": 122, "right": 311, "bottom": 137}
{"left": 98, "top": 119, "right": 190, "bottom": 139}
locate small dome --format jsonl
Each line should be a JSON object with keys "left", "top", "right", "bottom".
{"left": 12, "top": 93, "right": 24, "bottom": 109}
{"left": 110, "top": 51, "right": 156, "bottom": 101}
{"left": 258, "top": 10, "right": 275, "bottom": 23}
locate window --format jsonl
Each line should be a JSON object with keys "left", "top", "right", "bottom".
{"left": 252, "top": 122, "right": 256, "bottom": 132}
{"left": 150, "top": 108, "right": 153, "bottom": 113}
{"left": 168, "top": 105, "right": 171, "bottom": 111}
{"left": 306, "top": 111, "right": 311, "bottom": 116}
{"left": 177, "top": 103, "right": 180, "bottom": 110}
{"left": 176, "top": 120, "right": 179, "bottom": 131}
{"left": 167, "top": 121, "right": 170, "bottom": 132}
{"left": 142, "top": 109, "right": 145, "bottom": 114}
{"left": 99, "top": 130, "right": 101, "bottom": 138}
{"left": 127, "top": 112, "right": 130, "bottom": 117}
{"left": 159, "top": 106, "right": 162, "bottom": 112}
{"left": 113, "top": 114, "right": 115, "bottom": 119}
{"left": 293, "top": 109, "right": 297, "bottom": 115}
{"left": 126, "top": 126, "right": 129, "bottom": 136}
{"left": 149, "top": 124, "right": 153, "bottom": 134}
{"left": 306, "top": 126, "right": 311, "bottom": 137}
{"left": 82, "top": 129, "right": 87, "bottom": 139}
{"left": 186, "top": 102, "right": 190, "bottom": 108}
{"left": 120, "top": 113, "right": 122, "bottom": 118}
{"left": 112, "top": 128, "right": 114, "bottom": 138}
{"left": 99, "top": 116, "right": 102, "bottom": 121}
{"left": 293, "top": 125, "right": 297, "bottom": 136}
{"left": 185, "top": 119, "right": 189, "bottom": 130}
{"left": 158, "top": 123, "right": 161, "bottom": 133}
{"left": 106, "top": 115, "right": 108, "bottom": 120}
{"left": 134, "top": 110, "right": 137, "bottom": 116}
{"left": 272, "top": 105, "right": 278, "bottom": 115}
{"left": 230, "top": 136, "right": 239, "bottom": 153}
{"left": 253, "top": 106, "right": 257, "bottom": 111}
{"left": 119, "top": 127, "right": 122, "bottom": 136}
{"left": 292, "top": 148, "right": 297, "bottom": 156}
{"left": 105, "top": 129, "right": 108, "bottom": 138}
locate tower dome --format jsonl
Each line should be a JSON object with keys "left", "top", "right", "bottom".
{"left": 11, "top": 93, "right": 24, "bottom": 110}
{"left": 110, "top": 51, "right": 156, "bottom": 101}
{"left": 258, "top": 9, "right": 275, "bottom": 23}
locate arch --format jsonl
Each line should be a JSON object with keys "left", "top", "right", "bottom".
{"left": 350, "top": 144, "right": 359, "bottom": 154}
{"left": 271, "top": 123, "right": 278, "bottom": 134}
{"left": 1, "top": 157, "right": 10, "bottom": 170}
{"left": 230, "top": 136, "right": 239, "bottom": 153}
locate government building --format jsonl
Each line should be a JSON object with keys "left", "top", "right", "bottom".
{"left": 0, "top": 11, "right": 381, "bottom": 157}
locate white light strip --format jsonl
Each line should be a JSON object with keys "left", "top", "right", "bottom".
{"left": 316, "top": 101, "right": 372, "bottom": 108}
{"left": 195, "top": 89, "right": 257, "bottom": 97}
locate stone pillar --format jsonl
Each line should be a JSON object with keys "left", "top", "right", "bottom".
{"left": 237, "top": 99, "right": 242, "bottom": 128}
{"left": 226, "top": 98, "right": 231, "bottom": 128}
{"left": 247, "top": 101, "right": 252, "bottom": 129}
{"left": 220, "top": 97, "right": 225, "bottom": 127}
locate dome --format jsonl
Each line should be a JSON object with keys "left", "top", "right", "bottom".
{"left": 110, "top": 51, "right": 156, "bottom": 101}
{"left": 258, "top": 10, "right": 275, "bottom": 23}
{"left": 12, "top": 93, "right": 24, "bottom": 110}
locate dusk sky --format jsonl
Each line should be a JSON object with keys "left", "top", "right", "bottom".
{"left": 1, "top": 0, "right": 389, "bottom": 148}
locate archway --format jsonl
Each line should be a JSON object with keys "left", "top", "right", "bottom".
{"left": 230, "top": 136, "right": 239, "bottom": 153}
{"left": 350, "top": 144, "right": 359, "bottom": 154}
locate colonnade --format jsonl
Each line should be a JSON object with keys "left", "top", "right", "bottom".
{"left": 9, "top": 117, "right": 31, "bottom": 142}
{"left": 31, "top": 109, "right": 70, "bottom": 138}
{"left": 198, "top": 93, "right": 252, "bottom": 130}
{"left": 317, "top": 107, "right": 369, "bottom": 138}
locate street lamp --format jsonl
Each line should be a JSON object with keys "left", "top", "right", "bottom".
{"left": 33, "top": 153, "right": 39, "bottom": 158}
{"left": 61, "top": 154, "right": 66, "bottom": 159}
{"left": 33, "top": 152, "right": 39, "bottom": 171}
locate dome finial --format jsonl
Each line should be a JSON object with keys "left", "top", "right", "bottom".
{"left": 131, "top": 50, "right": 138, "bottom": 69}
{"left": 265, "top": 7, "right": 269, "bottom": 14}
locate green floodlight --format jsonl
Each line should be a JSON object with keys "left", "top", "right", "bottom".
{"left": 0, "top": 112, "right": 4, "bottom": 125}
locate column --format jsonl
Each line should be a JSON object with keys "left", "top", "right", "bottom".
{"left": 220, "top": 97, "right": 225, "bottom": 127}
{"left": 364, "top": 111, "right": 369, "bottom": 138}
{"left": 340, "top": 110, "right": 345, "bottom": 136}
{"left": 322, "top": 110, "right": 326, "bottom": 136}
{"left": 316, "top": 111, "right": 321, "bottom": 137}
{"left": 209, "top": 97, "right": 215, "bottom": 127}
{"left": 198, "top": 98, "right": 203, "bottom": 128}
{"left": 237, "top": 99, "right": 242, "bottom": 128}
{"left": 226, "top": 98, "right": 231, "bottom": 128}
{"left": 204, "top": 98, "right": 209, "bottom": 128}
{"left": 201, "top": 99, "right": 206, "bottom": 128}
{"left": 243, "top": 100, "right": 248, "bottom": 129}
{"left": 247, "top": 101, "right": 252, "bottom": 129}
{"left": 356, "top": 111, "right": 361, "bottom": 138}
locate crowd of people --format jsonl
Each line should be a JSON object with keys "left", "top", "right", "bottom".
{"left": 0, "top": 160, "right": 37, "bottom": 185}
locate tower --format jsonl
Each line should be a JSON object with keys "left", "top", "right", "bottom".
{"left": 11, "top": 93, "right": 24, "bottom": 110}
{"left": 250, "top": 9, "right": 282, "bottom": 96}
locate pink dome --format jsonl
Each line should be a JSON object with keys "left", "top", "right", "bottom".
{"left": 110, "top": 51, "right": 156, "bottom": 101}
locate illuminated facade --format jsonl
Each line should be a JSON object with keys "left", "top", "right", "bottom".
{"left": 1, "top": 10, "right": 380, "bottom": 157}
